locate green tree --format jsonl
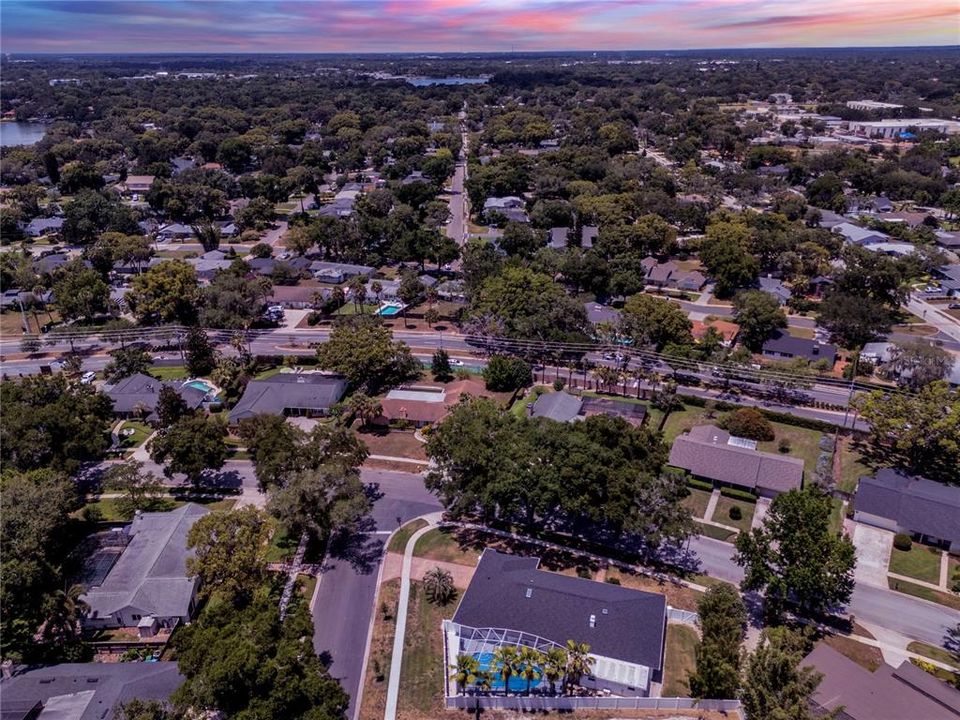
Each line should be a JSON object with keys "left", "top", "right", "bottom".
{"left": 741, "top": 628, "right": 824, "bottom": 720}
{"left": 818, "top": 291, "right": 890, "bottom": 348}
{"left": 483, "top": 355, "right": 532, "bottom": 392}
{"left": 0, "top": 374, "right": 114, "bottom": 473}
{"left": 156, "top": 385, "right": 190, "bottom": 428}
{"left": 432, "top": 348, "right": 453, "bottom": 381}
{"left": 128, "top": 260, "right": 200, "bottom": 324}
{"left": 344, "top": 392, "right": 382, "bottom": 428}
{"left": 854, "top": 381, "right": 959, "bottom": 482}
{"left": 422, "top": 566, "right": 456, "bottom": 605}
{"left": 149, "top": 414, "right": 227, "bottom": 487}
{"left": 700, "top": 222, "right": 759, "bottom": 297}
{"left": 733, "top": 290, "right": 787, "bottom": 350}
{"left": 397, "top": 271, "right": 425, "bottom": 328}
{"left": 41, "top": 583, "right": 88, "bottom": 645}
{"left": 499, "top": 221, "right": 544, "bottom": 258}
{"left": 884, "top": 340, "right": 951, "bottom": 390}
{"left": 104, "top": 347, "right": 154, "bottom": 383}
{"left": 316, "top": 315, "right": 420, "bottom": 393}
{"left": 114, "top": 700, "right": 173, "bottom": 720}
{"left": 564, "top": 640, "right": 595, "bottom": 692}
{"left": 689, "top": 584, "right": 746, "bottom": 699}
{"left": 460, "top": 239, "right": 503, "bottom": 299}
{"left": 266, "top": 463, "right": 371, "bottom": 541}
{"left": 542, "top": 646, "right": 568, "bottom": 695}
{"left": 620, "top": 293, "right": 693, "bottom": 351}
{"left": 493, "top": 645, "right": 521, "bottom": 694}
{"left": 450, "top": 653, "right": 485, "bottom": 695}
{"left": 185, "top": 327, "right": 218, "bottom": 377}
{"left": 52, "top": 258, "right": 111, "bottom": 322}
{"left": 103, "top": 460, "right": 165, "bottom": 519}
{"left": 719, "top": 407, "right": 775, "bottom": 441}
{"left": 237, "top": 414, "right": 305, "bottom": 490}
{"left": 735, "top": 487, "right": 855, "bottom": 618}
{"left": 186, "top": 507, "right": 269, "bottom": 604}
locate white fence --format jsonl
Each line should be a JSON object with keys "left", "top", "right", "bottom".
{"left": 445, "top": 695, "right": 741, "bottom": 714}
{"left": 667, "top": 606, "right": 700, "bottom": 626}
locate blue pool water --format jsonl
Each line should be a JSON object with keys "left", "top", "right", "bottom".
{"left": 377, "top": 304, "right": 403, "bottom": 317}
{"left": 473, "top": 652, "right": 543, "bottom": 693}
{"left": 185, "top": 380, "right": 216, "bottom": 394}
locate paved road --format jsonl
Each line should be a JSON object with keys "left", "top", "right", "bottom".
{"left": 312, "top": 468, "right": 441, "bottom": 720}
{"left": 688, "top": 535, "right": 960, "bottom": 647}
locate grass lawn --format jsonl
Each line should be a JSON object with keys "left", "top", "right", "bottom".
{"left": 662, "top": 624, "right": 700, "bottom": 696}
{"left": 757, "top": 423, "right": 823, "bottom": 477}
{"left": 888, "top": 578, "right": 960, "bottom": 610}
{"left": 413, "top": 527, "right": 482, "bottom": 566}
{"left": 397, "top": 580, "right": 457, "bottom": 717}
{"left": 682, "top": 488, "right": 712, "bottom": 519}
{"left": 298, "top": 573, "right": 317, "bottom": 601}
{"left": 837, "top": 441, "right": 873, "bottom": 494}
{"left": 358, "top": 580, "right": 400, "bottom": 720}
{"left": 818, "top": 636, "right": 883, "bottom": 671}
{"left": 828, "top": 498, "right": 844, "bottom": 537}
{"left": 357, "top": 429, "right": 427, "bottom": 461}
{"left": 510, "top": 386, "right": 545, "bottom": 417}
{"left": 889, "top": 545, "right": 943, "bottom": 584}
{"left": 661, "top": 406, "right": 714, "bottom": 444}
{"left": 253, "top": 366, "right": 281, "bottom": 380}
{"left": 335, "top": 303, "right": 380, "bottom": 316}
{"left": 150, "top": 365, "right": 189, "bottom": 380}
{"left": 695, "top": 521, "right": 737, "bottom": 543}
{"left": 604, "top": 567, "right": 703, "bottom": 612}
{"left": 690, "top": 574, "right": 737, "bottom": 590}
{"left": 950, "top": 555, "right": 960, "bottom": 589}
{"left": 196, "top": 497, "right": 238, "bottom": 512}
{"left": 907, "top": 641, "right": 960, "bottom": 669}
{"left": 712, "top": 496, "right": 755, "bottom": 533}
{"left": 388, "top": 519, "right": 428, "bottom": 554}
{"left": 117, "top": 420, "right": 152, "bottom": 448}
{"left": 78, "top": 496, "right": 183, "bottom": 522}
{"left": 265, "top": 523, "right": 299, "bottom": 563}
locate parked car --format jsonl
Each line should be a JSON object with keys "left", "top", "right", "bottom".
{"left": 80, "top": 371, "right": 96, "bottom": 384}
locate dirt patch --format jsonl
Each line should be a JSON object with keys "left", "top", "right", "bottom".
{"left": 605, "top": 567, "right": 703, "bottom": 612}
{"left": 818, "top": 635, "right": 883, "bottom": 671}
{"left": 382, "top": 554, "right": 475, "bottom": 589}
{"left": 358, "top": 579, "right": 399, "bottom": 720}
{"left": 364, "top": 459, "right": 427, "bottom": 473}
{"left": 357, "top": 429, "right": 427, "bottom": 461}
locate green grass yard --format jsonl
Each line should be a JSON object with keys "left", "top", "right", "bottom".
{"left": 888, "top": 545, "right": 943, "bottom": 585}
{"left": 662, "top": 624, "right": 700, "bottom": 696}
{"left": 694, "top": 520, "right": 736, "bottom": 543}
{"left": 412, "top": 527, "right": 481, "bottom": 566}
{"left": 888, "top": 578, "right": 960, "bottom": 610}
{"left": 150, "top": 365, "right": 190, "bottom": 380}
{"left": 397, "top": 581, "right": 457, "bottom": 717}
{"left": 837, "top": 443, "right": 873, "bottom": 495}
{"left": 117, "top": 420, "right": 152, "bottom": 448}
{"left": 682, "top": 488, "right": 712, "bottom": 519}
{"left": 712, "top": 496, "right": 755, "bottom": 533}
{"left": 907, "top": 641, "right": 960, "bottom": 669}
{"left": 388, "top": 518, "right": 428, "bottom": 553}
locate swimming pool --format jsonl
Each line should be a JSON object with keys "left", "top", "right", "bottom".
{"left": 184, "top": 379, "right": 217, "bottom": 396}
{"left": 376, "top": 303, "right": 404, "bottom": 317}
{"left": 473, "top": 652, "right": 544, "bottom": 693}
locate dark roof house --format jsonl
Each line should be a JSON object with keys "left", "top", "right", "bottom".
{"left": 449, "top": 549, "right": 666, "bottom": 695}
{"left": 854, "top": 468, "right": 960, "bottom": 551}
{"left": 0, "top": 662, "right": 183, "bottom": 720}
{"left": 669, "top": 424, "right": 804, "bottom": 496}
{"left": 531, "top": 390, "right": 583, "bottom": 422}
{"left": 761, "top": 332, "right": 836, "bottom": 365}
{"left": 106, "top": 373, "right": 207, "bottom": 422}
{"left": 803, "top": 644, "right": 960, "bottom": 720}
{"left": 229, "top": 373, "right": 347, "bottom": 424}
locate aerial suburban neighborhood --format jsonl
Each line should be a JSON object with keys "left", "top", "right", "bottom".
{"left": 0, "top": 5, "right": 959, "bottom": 720}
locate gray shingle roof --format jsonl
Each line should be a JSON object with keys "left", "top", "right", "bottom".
{"left": 229, "top": 373, "right": 347, "bottom": 423}
{"left": 0, "top": 662, "right": 183, "bottom": 720}
{"left": 761, "top": 332, "right": 837, "bottom": 365}
{"left": 855, "top": 468, "right": 960, "bottom": 544}
{"left": 82, "top": 504, "right": 209, "bottom": 622}
{"left": 106, "top": 373, "right": 206, "bottom": 419}
{"left": 668, "top": 425, "right": 804, "bottom": 494}
{"left": 454, "top": 550, "right": 666, "bottom": 670}
{"left": 531, "top": 391, "right": 583, "bottom": 422}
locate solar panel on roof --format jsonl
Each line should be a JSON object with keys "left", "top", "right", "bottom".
{"left": 727, "top": 435, "right": 758, "bottom": 450}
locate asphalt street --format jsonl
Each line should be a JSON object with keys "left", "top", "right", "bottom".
{"left": 312, "top": 468, "right": 441, "bottom": 720}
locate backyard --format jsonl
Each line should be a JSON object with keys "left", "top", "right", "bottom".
{"left": 661, "top": 624, "right": 699, "bottom": 697}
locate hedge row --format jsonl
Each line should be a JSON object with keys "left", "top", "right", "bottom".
{"left": 688, "top": 477, "right": 714, "bottom": 493}
{"left": 680, "top": 394, "right": 846, "bottom": 434}
{"left": 720, "top": 486, "right": 759, "bottom": 504}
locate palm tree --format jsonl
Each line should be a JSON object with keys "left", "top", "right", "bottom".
{"left": 371, "top": 280, "right": 383, "bottom": 307}
{"left": 564, "top": 640, "right": 595, "bottom": 694}
{"left": 518, "top": 646, "right": 544, "bottom": 695}
{"left": 423, "top": 566, "right": 455, "bottom": 605}
{"left": 450, "top": 653, "right": 481, "bottom": 695}
{"left": 542, "top": 646, "right": 567, "bottom": 696}
{"left": 345, "top": 392, "right": 382, "bottom": 429}
{"left": 42, "top": 584, "right": 88, "bottom": 643}
{"left": 493, "top": 645, "right": 521, "bottom": 695}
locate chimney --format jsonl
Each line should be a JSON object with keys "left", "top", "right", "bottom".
{"left": 525, "top": 587, "right": 533, "bottom": 598}
{"left": 589, "top": 614, "right": 596, "bottom": 628}
{"left": 2, "top": 660, "right": 12, "bottom": 679}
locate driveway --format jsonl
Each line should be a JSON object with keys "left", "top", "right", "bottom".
{"left": 852, "top": 523, "right": 893, "bottom": 587}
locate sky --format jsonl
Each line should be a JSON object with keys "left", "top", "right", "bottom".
{"left": 1, "top": 0, "right": 958, "bottom": 54}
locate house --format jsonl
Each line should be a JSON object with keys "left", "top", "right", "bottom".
{"left": 584, "top": 302, "right": 620, "bottom": 326}
{"left": 803, "top": 644, "right": 960, "bottom": 720}
{"left": 811, "top": 208, "right": 847, "bottom": 229}
{"left": 674, "top": 270, "right": 706, "bottom": 291}
{"left": 309, "top": 261, "right": 375, "bottom": 284}
{"left": 833, "top": 222, "right": 889, "bottom": 245}
{"left": 81, "top": 504, "right": 209, "bottom": 630}
{"left": 860, "top": 341, "right": 894, "bottom": 364}
{"left": 691, "top": 319, "right": 740, "bottom": 347}
{"left": 581, "top": 226, "right": 598, "bottom": 249}
{"left": 761, "top": 332, "right": 837, "bottom": 366}
{"left": 854, "top": 469, "right": 960, "bottom": 552}
{"left": 316, "top": 199, "right": 355, "bottom": 218}
{"left": 530, "top": 390, "right": 647, "bottom": 426}
{"left": 122, "top": 175, "right": 155, "bottom": 195}
{"left": 933, "top": 264, "right": 960, "bottom": 296}
{"left": 531, "top": 390, "right": 583, "bottom": 422}
{"left": 445, "top": 549, "right": 666, "bottom": 697}
{"left": 808, "top": 275, "right": 834, "bottom": 298}
{"left": 267, "top": 285, "right": 326, "bottom": 309}
{"left": 170, "top": 156, "right": 196, "bottom": 175}
{"left": 23, "top": 217, "right": 64, "bottom": 237}
{"left": 229, "top": 373, "right": 348, "bottom": 424}
{"left": 156, "top": 223, "right": 194, "bottom": 242}
{"left": 847, "top": 118, "right": 960, "bottom": 138}
{"left": 483, "top": 196, "right": 524, "bottom": 212}
{"left": 862, "top": 241, "right": 917, "bottom": 258}
{"left": 188, "top": 250, "right": 234, "bottom": 280}
{"left": 647, "top": 261, "right": 676, "bottom": 288}
{"left": 934, "top": 230, "right": 960, "bottom": 250}
{"left": 33, "top": 252, "right": 70, "bottom": 275}
{"left": 0, "top": 662, "right": 183, "bottom": 720}
{"left": 757, "top": 276, "right": 792, "bottom": 305}
{"left": 668, "top": 424, "right": 804, "bottom": 497}
{"left": 548, "top": 227, "right": 570, "bottom": 250}
{"left": 105, "top": 373, "right": 207, "bottom": 422}
{"left": 378, "top": 378, "right": 492, "bottom": 427}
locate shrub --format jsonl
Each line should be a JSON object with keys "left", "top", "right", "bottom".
{"left": 728, "top": 505, "right": 743, "bottom": 521}
{"left": 893, "top": 533, "right": 912, "bottom": 551}
{"left": 605, "top": 577, "right": 621, "bottom": 585}
{"left": 576, "top": 566, "right": 592, "bottom": 579}
{"left": 688, "top": 477, "right": 714, "bottom": 492}
{"left": 778, "top": 438, "right": 792, "bottom": 453}
{"left": 719, "top": 407, "right": 775, "bottom": 441}
{"left": 720, "top": 486, "right": 758, "bottom": 503}
{"left": 553, "top": 378, "right": 566, "bottom": 391}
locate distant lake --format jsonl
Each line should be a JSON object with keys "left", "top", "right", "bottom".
{"left": 406, "top": 76, "right": 490, "bottom": 86}
{"left": 0, "top": 122, "right": 47, "bottom": 148}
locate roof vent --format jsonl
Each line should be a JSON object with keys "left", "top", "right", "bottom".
{"left": 589, "top": 614, "right": 596, "bottom": 628}
{"left": 601, "top": 608, "right": 608, "bottom": 615}
{"left": 525, "top": 588, "right": 533, "bottom": 598}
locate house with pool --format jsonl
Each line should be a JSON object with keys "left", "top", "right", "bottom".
{"left": 105, "top": 373, "right": 209, "bottom": 424}
{"left": 444, "top": 549, "right": 667, "bottom": 699}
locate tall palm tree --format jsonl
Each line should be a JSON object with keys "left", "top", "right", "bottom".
{"left": 564, "top": 640, "right": 595, "bottom": 694}
{"left": 450, "top": 653, "right": 481, "bottom": 695}
{"left": 518, "top": 646, "right": 544, "bottom": 695}
{"left": 42, "top": 584, "right": 88, "bottom": 643}
{"left": 542, "top": 646, "right": 567, "bottom": 696}
{"left": 493, "top": 645, "right": 521, "bottom": 695}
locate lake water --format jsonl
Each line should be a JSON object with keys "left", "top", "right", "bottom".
{"left": 0, "top": 122, "right": 47, "bottom": 148}
{"left": 406, "top": 76, "right": 489, "bottom": 86}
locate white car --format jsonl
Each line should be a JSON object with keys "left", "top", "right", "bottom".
{"left": 80, "top": 371, "right": 96, "bottom": 384}
{"left": 449, "top": 359, "right": 465, "bottom": 367}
